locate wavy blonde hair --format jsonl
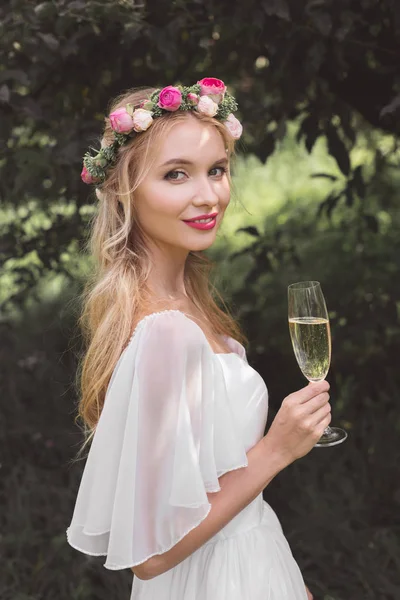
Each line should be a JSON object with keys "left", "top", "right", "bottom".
{"left": 73, "top": 86, "right": 248, "bottom": 459}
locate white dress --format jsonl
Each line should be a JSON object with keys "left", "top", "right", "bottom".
{"left": 66, "top": 309, "right": 308, "bottom": 600}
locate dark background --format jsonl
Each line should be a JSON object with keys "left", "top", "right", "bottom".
{"left": 1, "top": 1, "right": 400, "bottom": 598}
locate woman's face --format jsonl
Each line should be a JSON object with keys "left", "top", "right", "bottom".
{"left": 134, "top": 116, "right": 230, "bottom": 254}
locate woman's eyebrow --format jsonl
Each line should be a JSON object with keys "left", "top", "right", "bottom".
{"left": 160, "top": 157, "right": 229, "bottom": 167}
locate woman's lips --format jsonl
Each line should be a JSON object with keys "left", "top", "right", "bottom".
{"left": 183, "top": 217, "right": 217, "bottom": 230}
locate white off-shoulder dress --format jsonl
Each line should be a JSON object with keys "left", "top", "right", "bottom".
{"left": 66, "top": 309, "right": 308, "bottom": 600}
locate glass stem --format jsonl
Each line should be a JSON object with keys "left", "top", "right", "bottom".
{"left": 323, "top": 426, "right": 333, "bottom": 435}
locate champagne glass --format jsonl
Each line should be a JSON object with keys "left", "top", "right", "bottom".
{"left": 288, "top": 281, "right": 347, "bottom": 447}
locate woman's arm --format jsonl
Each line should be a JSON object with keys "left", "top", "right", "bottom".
{"left": 133, "top": 435, "right": 285, "bottom": 579}
{"left": 132, "top": 379, "right": 330, "bottom": 580}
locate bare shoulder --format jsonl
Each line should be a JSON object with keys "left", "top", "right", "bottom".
{"left": 131, "top": 299, "right": 189, "bottom": 329}
{"left": 132, "top": 298, "right": 230, "bottom": 353}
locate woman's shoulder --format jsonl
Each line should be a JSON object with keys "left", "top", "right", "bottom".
{"left": 132, "top": 298, "right": 189, "bottom": 327}
{"left": 128, "top": 307, "right": 203, "bottom": 350}
{"left": 130, "top": 300, "right": 239, "bottom": 356}
{"left": 132, "top": 308, "right": 189, "bottom": 333}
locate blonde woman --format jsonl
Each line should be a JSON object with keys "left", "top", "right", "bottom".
{"left": 66, "top": 78, "right": 329, "bottom": 600}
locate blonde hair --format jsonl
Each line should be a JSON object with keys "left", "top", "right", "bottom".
{"left": 73, "top": 86, "right": 248, "bottom": 459}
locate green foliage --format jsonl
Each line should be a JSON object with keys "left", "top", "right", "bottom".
{"left": 1, "top": 1, "right": 400, "bottom": 598}
{"left": 1, "top": 0, "right": 400, "bottom": 308}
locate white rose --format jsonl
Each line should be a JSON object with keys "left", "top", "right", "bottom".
{"left": 223, "top": 113, "right": 243, "bottom": 139}
{"left": 132, "top": 109, "right": 153, "bottom": 132}
{"left": 196, "top": 95, "right": 219, "bottom": 117}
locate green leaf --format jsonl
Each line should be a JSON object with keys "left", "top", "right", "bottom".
{"left": 297, "top": 113, "right": 320, "bottom": 154}
{"left": 352, "top": 165, "right": 366, "bottom": 199}
{"left": 364, "top": 214, "right": 379, "bottom": 233}
{"left": 311, "top": 172, "right": 338, "bottom": 181}
{"left": 326, "top": 124, "right": 350, "bottom": 176}
{"left": 37, "top": 32, "right": 60, "bottom": 51}
{"left": 236, "top": 226, "right": 260, "bottom": 237}
{"left": 262, "top": 0, "right": 290, "bottom": 20}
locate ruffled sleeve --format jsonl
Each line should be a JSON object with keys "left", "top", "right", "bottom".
{"left": 66, "top": 310, "right": 249, "bottom": 570}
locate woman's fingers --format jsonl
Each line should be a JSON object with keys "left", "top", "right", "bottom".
{"left": 301, "top": 391, "right": 330, "bottom": 415}
{"left": 285, "top": 380, "right": 330, "bottom": 405}
{"left": 302, "top": 380, "right": 330, "bottom": 402}
{"left": 299, "top": 404, "right": 332, "bottom": 438}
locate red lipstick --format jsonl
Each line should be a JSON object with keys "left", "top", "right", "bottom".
{"left": 183, "top": 212, "right": 218, "bottom": 222}
{"left": 183, "top": 212, "right": 218, "bottom": 231}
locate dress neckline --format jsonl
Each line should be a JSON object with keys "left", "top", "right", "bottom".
{"left": 129, "top": 308, "right": 241, "bottom": 357}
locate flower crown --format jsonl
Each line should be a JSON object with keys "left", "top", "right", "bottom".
{"left": 81, "top": 77, "right": 243, "bottom": 186}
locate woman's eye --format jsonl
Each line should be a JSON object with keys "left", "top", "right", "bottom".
{"left": 165, "top": 170, "right": 186, "bottom": 181}
{"left": 210, "top": 166, "right": 227, "bottom": 177}
{"left": 164, "top": 166, "right": 227, "bottom": 181}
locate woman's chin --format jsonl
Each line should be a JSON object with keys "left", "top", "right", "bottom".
{"left": 188, "top": 235, "right": 217, "bottom": 252}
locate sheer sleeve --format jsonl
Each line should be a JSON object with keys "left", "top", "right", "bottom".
{"left": 66, "top": 310, "right": 249, "bottom": 570}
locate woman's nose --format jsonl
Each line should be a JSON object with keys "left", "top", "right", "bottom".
{"left": 195, "top": 177, "right": 220, "bottom": 205}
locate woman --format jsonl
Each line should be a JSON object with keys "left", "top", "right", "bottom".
{"left": 66, "top": 78, "right": 330, "bottom": 600}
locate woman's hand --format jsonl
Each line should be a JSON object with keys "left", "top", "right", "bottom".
{"left": 305, "top": 584, "right": 313, "bottom": 600}
{"left": 264, "top": 379, "right": 331, "bottom": 467}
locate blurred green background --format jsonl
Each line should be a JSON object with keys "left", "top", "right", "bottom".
{"left": 1, "top": 1, "right": 400, "bottom": 599}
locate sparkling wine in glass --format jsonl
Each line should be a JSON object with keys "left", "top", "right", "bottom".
{"left": 288, "top": 281, "right": 347, "bottom": 447}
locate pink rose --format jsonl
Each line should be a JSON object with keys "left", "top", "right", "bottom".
{"left": 109, "top": 107, "right": 135, "bottom": 133}
{"left": 187, "top": 92, "right": 199, "bottom": 106}
{"left": 196, "top": 95, "right": 218, "bottom": 117}
{"left": 197, "top": 77, "right": 226, "bottom": 104}
{"left": 223, "top": 113, "right": 243, "bottom": 139}
{"left": 157, "top": 86, "right": 182, "bottom": 111}
{"left": 132, "top": 108, "right": 154, "bottom": 132}
{"left": 81, "top": 165, "right": 97, "bottom": 184}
